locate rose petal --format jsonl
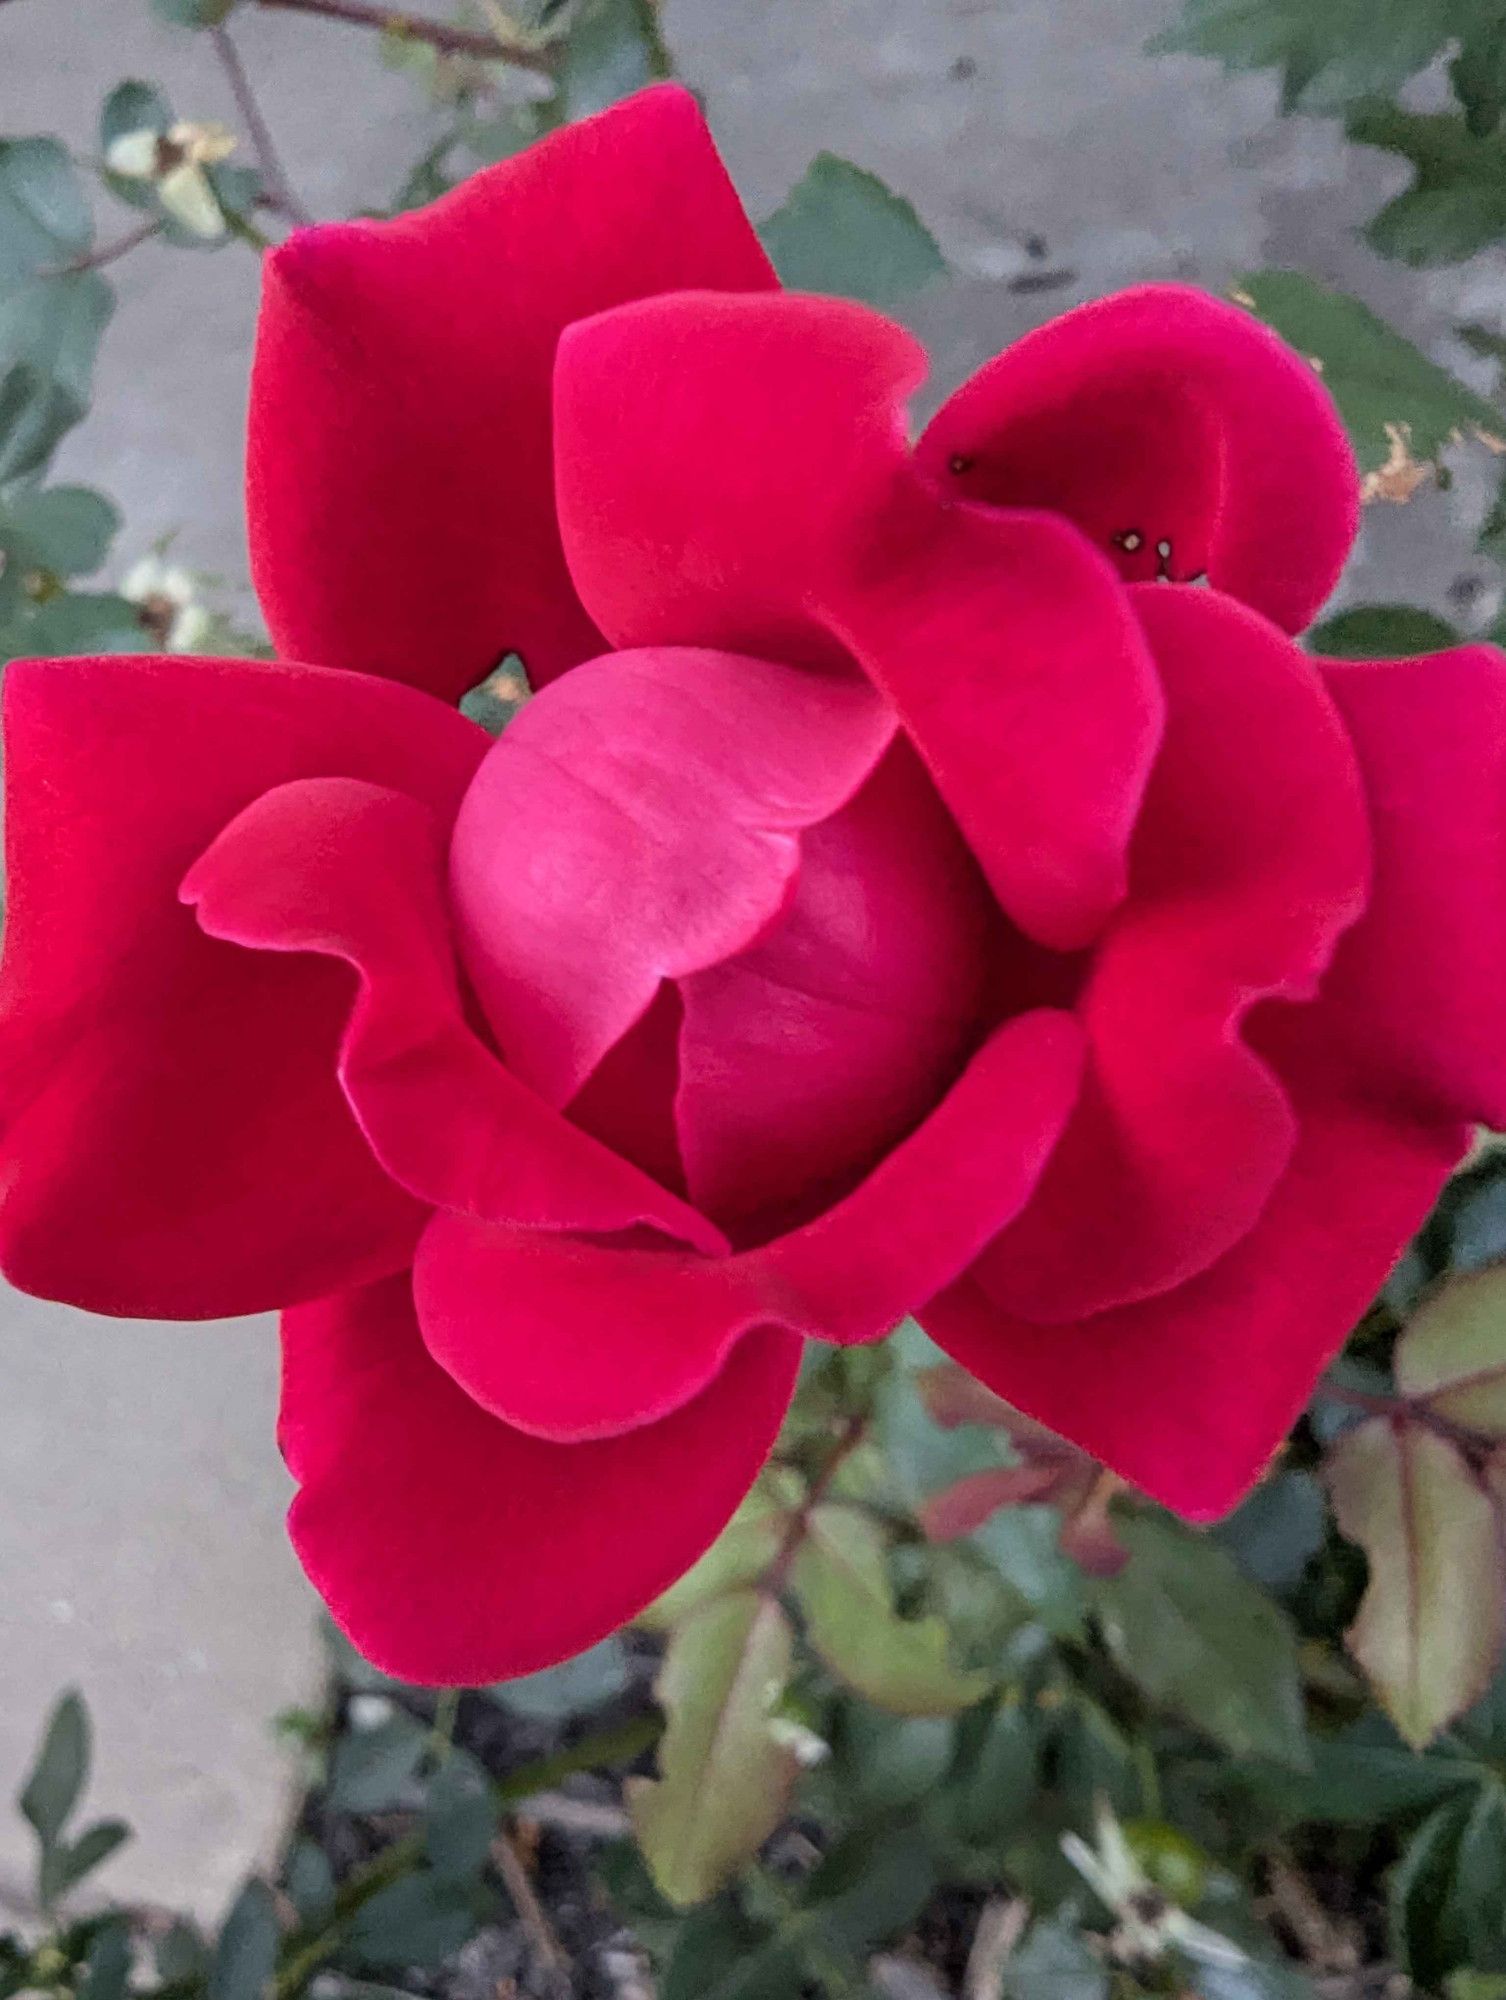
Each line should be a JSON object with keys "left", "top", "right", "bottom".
{"left": 413, "top": 1008, "right": 1083, "bottom": 1440}
{"left": 555, "top": 288, "right": 925, "bottom": 665}
{"left": 183, "top": 776, "right": 724, "bottom": 1253}
{"left": 249, "top": 85, "right": 774, "bottom": 701}
{"left": 917, "top": 283, "right": 1358, "bottom": 634}
{"left": 826, "top": 501, "right": 1164, "bottom": 951}
{"left": 677, "top": 739, "right": 995, "bottom": 1231}
{"left": 0, "top": 656, "right": 483, "bottom": 1318}
{"left": 281, "top": 1273, "right": 801, "bottom": 1684}
{"left": 975, "top": 586, "right": 1370, "bottom": 1321}
{"left": 1315, "top": 644, "right": 1506, "bottom": 1128}
{"left": 924, "top": 1068, "right": 1462, "bottom": 1520}
{"left": 555, "top": 288, "right": 1164, "bottom": 951}
{"left": 448, "top": 645, "right": 893, "bottom": 1106}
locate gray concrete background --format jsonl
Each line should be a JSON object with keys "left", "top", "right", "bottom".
{"left": 2, "top": 0, "right": 1504, "bottom": 1917}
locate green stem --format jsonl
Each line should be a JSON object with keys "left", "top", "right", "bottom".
{"left": 250, "top": 0, "right": 553, "bottom": 72}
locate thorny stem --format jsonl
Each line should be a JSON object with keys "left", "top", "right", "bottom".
{"left": 270, "top": 1713, "right": 661, "bottom": 1999}
{"left": 211, "top": 22, "right": 314, "bottom": 226}
{"left": 1318, "top": 1372, "right": 1502, "bottom": 1459}
{"left": 762, "top": 1414, "right": 868, "bottom": 1600}
{"left": 251, "top": 0, "right": 554, "bottom": 72}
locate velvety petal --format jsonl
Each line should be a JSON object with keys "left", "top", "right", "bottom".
{"left": 555, "top": 289, "right": 1164, "bottom": 951}
{"left": 974, "top": 586, "right": 1370, "bottom": 1322}
{"left": 924, "top": 1070, "right": 1464, "bottom": 1520}
{"left": 554, "top": 288, "right": 925, "bottom": 666}
{"left": 248, "top": 85, "right": 774, "bottom": 702}
{"left": 677, "top": 739, "right": 995, "bottom": 1230}
{"left": 0, "top": 656, "right": 484, "bottom": 1319}
{"left": 413, "top": 1009, "right": 1083, "bottom": 1440}
{"left": 184, "top": 777, "right": 724, "bottom": 1254}
{"left": 281, "top": 1273, "right": 801, "bottom": 1684}
{"left": 826, "top": 502, "right": 1164, "bottom": 951}
{"left": 916, "top": 283, "right": 1358, "bottom": 634}
{"left": 448, "top": 646, "right": 893, "bottom": 1106}
{"left": 1314, "top": 645, "right": 1506, "bottom": 1129}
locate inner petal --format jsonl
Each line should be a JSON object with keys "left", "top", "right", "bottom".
{"left": 675, "top": 739, "right": 1003, "bottom": 1241}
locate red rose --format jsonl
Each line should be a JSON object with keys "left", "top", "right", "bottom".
{"left": 2, "top": 84, "right": 1503, "bottom": 1684}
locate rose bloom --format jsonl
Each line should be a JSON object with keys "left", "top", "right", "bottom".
{"left": 2, "top": 86, "right": 1503, "bottom": 1684}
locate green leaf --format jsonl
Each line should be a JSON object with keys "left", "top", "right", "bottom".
{"left": 635, "top": 1483, "right": 790, "bottom": 1632}
{"left": 19, "top": 1690, "right": 89, "bottom": 1851}
{"left": 835, "top": 1709, "right": 955, "bottom": 1812}
{"left": 951, "top": 1697, "right": 1041, "bottom": 1843}
{"left": 153, "top": 0, "right": 240, "bottom": 22}
{"left": 0, "top": 487, "right": 119, "bottom": 579}
{"left": 423, "top": 1753, "right": 498, "bottom": 1887}
{"left": 1307, "top": 604, "right": 1462, "bottom": 657}
{"left": 78, "top": 1922, "right": 133, "bottom": 2000}
{"left": 629, "top": 1589, "right": 803, "bottom": 1906}
{"left": 1093, "top": 1513, "right": 1309, "bottom": 1766}
{"left": 793, "top": 1503, "right": 990, "bottom": 1715}
{"left": 1151, "top": 0, "right": 1458, "bottom": 114}
{"left": 0, "top": 272, "right": 115, "bottom": 439}
{"left": 210, "top": 1881, "right": 279, "bottom": 2000}
{"left": 1, "top": 591, "right": 149, "bottom": 663}
{"left": 1390, "top": 1783, "right": 1506, "bottom": 1986}
{"left": 282, "top": 1842, "right": 334, "bottom": 1926}
{"left": 0, "top": 139, "right": 92, "bottom": 286}
{"left": 1453, "top": 17, "right": 1506, "bottom": 136}
{"left": 156, "top": 1920, "right": 209, "bottom": 1984}
{"left": 1348, "top": 102, "right": 1506, "bottom": 267}
{"left": 1002, "top": 1916, "right": 1109, "bottom": 2000}
{"left": 1237, "top": 270, "right": 1504, "bottom": 471}
{"left": 1276, "top": 1713, "right": 1484, "bottom": 1823}
{"left": 1327, "top": 1417, "right": 1505, "bottom": 1747}
{"left": 1394, "top": 1265, "right": 1506, "bottom": 1434}
{"left": 41, "top": 1820, "right": 131, "bottom": 1904}
{"left": 760, "top": 154, "right": 945, "bottom": 309}
{"left": 488, "top": 1635, "right": 630, "bottom": 1719}
{"left": 660, "top": 1902, "right": 801, "bottom": 2000}
{"left": 1212, "top": 1468, "right": 1327, "bottom": 1592}
{"left": 327, "top": 1710, "right": 428, "bottom": 1813}
{"left": 551, "top": 0, "right": 670, "bottom": 121}
{"left": 345, "top": 1874, "right": 476, "bottom": 1969}
{"left": 100, "top": 82, "right": 174, "bottom": 156}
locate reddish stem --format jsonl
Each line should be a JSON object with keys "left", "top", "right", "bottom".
{"left": 763, "top": 1415, "right": 868, "bottom": 1599}
{"left": 251, "top": 0, "right": 553, "bottom": 71}
{"left": 1319, "top": 1374, "right": 1500, "bottom": 1458}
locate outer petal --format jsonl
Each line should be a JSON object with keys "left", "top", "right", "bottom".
{"left": 926, "top": 641, "right": 1506, "bottom": 1516}
{"left": 1314, "top": 645, "right": 1506, "bottom": 1129}
{"left": 917, "top": 283, "right": 1358, "bottom": 634}
{"left": 677, "top": 739, "right": 995, "bottom": 1231}
{"left": 183, "top": 776, "right": 724, "bottom": 1254}
{"left": 924, "top": 1074, "right": 1462, "bottom": 1519}
{"left": 448, "top": 646, "right": 893, "bottom": 1106}
{"left": 248, "top": 85, "right": 774, "bottom": 701}
{"left": 555, "top": 290, "right": 1163, "bottom": 951}
{"left": 413, "top": 1009, "right": 1083, "bottom": 1440}
{"left": 281, "top": 1273, "right": 801, "bottom": 1684}
{"left": 0, "top": 656, "right": 484, "bottom": 1319}
{"left": 974, "top": 586, "right": 1370, "bottom": 1321}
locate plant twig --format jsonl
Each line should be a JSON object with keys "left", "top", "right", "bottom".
{"left": 762, "top": 1415, "right": 868, "bottom": 1599}
{"left": 963, "top": 1896, "right": 1029, "bottom": 2000}
{"left": 492, "top": 1827, "right": 572, "bottom": 1997}
{"left": 1318, "top": 1373, "right": 1501, "bottom": 1458}
{"left": 46, "top": 217, "right": 162, "bottom": 277}
{"left": 211, "top": 22, "right": 313, "bottom": 225}
{"left": 251, "top": 0, "right": 553, "bottom": 71}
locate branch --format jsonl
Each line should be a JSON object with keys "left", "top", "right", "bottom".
{"left": 762, "top": 1415, "right": 867, "bottom": 1599}
{"left": 251, "top": 0, "right": 553, "bottom": 71}
{"left": 1318, "top": 1373, "right": 1501, "bottom": 1459}
{"left": 212, "top": 22, "right": 314, "bottom": 225}
{"left": 45, "top": 217, "right": 162, "bottom": 277}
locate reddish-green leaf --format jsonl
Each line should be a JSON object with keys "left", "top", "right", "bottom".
{"left": 1396, "top": 1266, "right": 1506, "bottom": 1437}
{"left": 1327, "top": 1418, "right": 1505, "bottom": 1748}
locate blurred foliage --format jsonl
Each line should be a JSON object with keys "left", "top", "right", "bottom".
{"left": 4, "top": 0, "right": 1506, "bottom": 1992}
